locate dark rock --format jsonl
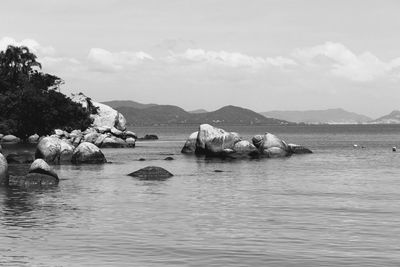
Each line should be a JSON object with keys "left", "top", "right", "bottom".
{"left": 214, "top": 170, "right": 224, "bottom": 172}
{"left": 139, "top": 158, "right": 146, "bottom": 161}
{"left": 128, "top": 166, "right": 173, "bottom": 180}
{"left": 164, "top": 157, "right": 174, "bottom": 161}
{"left": 288, "top": 144, "right": 313, "bottom": 154}
{"left": 6, "top": 152, "right": 34, "bottom": 164}
{"left": 139, "top": 134, "right": 159, "bottom": 140}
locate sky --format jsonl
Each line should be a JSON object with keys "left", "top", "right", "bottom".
{"left": 1, "top": 0, "right": 400, "bottom": 118}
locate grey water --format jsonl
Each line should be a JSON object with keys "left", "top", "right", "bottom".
{"left": 1, "top": 125, "right": 400, "bottom": 266}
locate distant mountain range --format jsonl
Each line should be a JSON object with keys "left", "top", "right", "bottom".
{"left": 261, "top": 108, "right": 372, "bottom": 124}
{"left": 370, "top": 110, "right": 400, "bottom": 124}
{"left": 102, "top": 100, "right": 400, "bottom": 125}
{"left": 103, "top": 101, "right": 289, "bottom": 126}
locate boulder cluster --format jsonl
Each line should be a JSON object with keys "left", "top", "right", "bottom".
{"left": 41, "top": 126, "right": 137, "bottom": 149}
{"left": 182, "top": 124, "right": 312, "bottom": 158}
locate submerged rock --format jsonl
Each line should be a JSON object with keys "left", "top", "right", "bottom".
{"left": 71, "top": 142, "right": 106, "bottom": 164}
{"left": 138, "top": 134, "right": 159, "bottom": 140}
{"left": 287, "top": 144, "right": 313, "bottom": 154}
{"left": 128, "top": 166, "right": 173, "bottom": 180}
{"left": 0, "top": 153, "right": 8, "bottom": 185}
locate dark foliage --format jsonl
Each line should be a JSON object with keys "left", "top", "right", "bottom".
{"left": 0, "top": 45, "right": 94, "bottom": 139}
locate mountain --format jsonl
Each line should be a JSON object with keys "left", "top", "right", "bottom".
{"left": 116, "top": 104, "right": 290, "bottom": 126}
{"left": 189, "top": 109, "right": 208, "bottom": 114}
{"left": 102, "top": 100, "right": 157, "bottom": 109}
{"left": 370, "top": 110, "right": 400, "bottom": 124}
{"left": 261, "top": 108, "right": 372, "bottom": 124}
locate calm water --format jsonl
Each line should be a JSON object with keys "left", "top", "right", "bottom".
{"left": 1, "top": 125, "right": 400, "bottom": 266}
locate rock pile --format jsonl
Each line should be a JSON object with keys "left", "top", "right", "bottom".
{"left": 182, "top": 124, "right": 312, "bottom": 158}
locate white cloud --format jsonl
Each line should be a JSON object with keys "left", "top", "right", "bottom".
{"left": 293, "top": 42, "right": 400, "bottom": 82}
{"left": 167, "top": 49, "right": 297, "bottom": 68}
{"left": 87, "top": 48, "right": 153, "bottom": 72}
{"left": 0, "top": 36, "right": 55, "bottom": 56}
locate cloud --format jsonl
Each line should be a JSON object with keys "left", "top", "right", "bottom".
{"left": 293, "top": 42, "right": 400, "bottom": 82}
{"left": 167, "top": 49, "right": 297, "bottom": 68}
{"left": 87, "top": 48, "right": 154, "bottom": 72}
{"left": 0, "top": 36, "right": 55, "bottom": 56}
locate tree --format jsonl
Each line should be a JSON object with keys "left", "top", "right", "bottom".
{"left": 0, "top": 45, "right": 95, "bottom": 140}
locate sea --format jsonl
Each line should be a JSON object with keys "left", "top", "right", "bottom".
{"left": 1, "top": 124, "right": 400, "bottom": 267}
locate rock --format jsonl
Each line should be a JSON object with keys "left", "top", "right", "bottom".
{"left": 288, "top": 144, "right": 313, "bottom": 154}
{"left": 9, "top": 173, "right": 58, "bottom": 187}
{"left": 125, "top": 137, "right": 136, "bottom": 148}
{"left": 125, "top": 131, "right": 137, "bottom": 139}
{"left": 233, "top": 140, "right": 259, "bottom": 157}
{"left": 111, "top": 127, "right": 123, "bottom": 137}
{"left": 1, "top": 134, "right": 20, "bottom": 143}
{"left": 71, "top": 93, "right": 127, "bottom": 131}
{"left": 164, "top": 157, "right": 174, "bottom": 161}
{"left": 94, "top": 134, "right": 108, "bottom": 147}
{"left": 71, "top": 142, "right": 106, "bottom": 164}
{"left": 196, "top": 124, "right": 241, "bottom": 155}
{"left": 29, "top": 159, "right": 58, "bottom": 179}
{"left": 0, "top": 153, "right": 8, "bottom": 185}
{"left": 96, "top": 126, "right": 111, "bottom": 134}
{"left": 139, "top": 134, "right": 159, "bottom": 140}
{"left": 0, "top": 144, "right": 2, "bottom": 154}
{"left": 72, "top": 135, "right": 83, "bottom": 147}
{"left": 181, "top": 131, "right": 198, "bottom": 154}
{"left": 28, "top": 134, "right": 40, "bottom": 143}
{"left": 84, "top": 132, "right": 101, "bottom": 143}
{"left": 70, "top": 129, "right": 82, "bottom": 136}
{"left": 101, "top": 137, "right": 123, "bottom": 148}
{"left": 214, "top": 170, "right": 224, "bottom": 173}
{"left": 139, "top": 158, "right": 146, "bottom": 161}
{"left": 54, "top": 129, "right": 64, "bottom": 136}
{"left": 0, "top": 134, "right": 3, "bottom": 139}
{"left": 35, "top": 137, "right": 74, "bottom": 163}
{"left": 128, "top": 166, "right": 173, "bottom": 180}
{"left": 6, "top": 152, "right": 34, "bottom": 164}
{"left": 252, "top": 133, "right": 289, "bottom": 157}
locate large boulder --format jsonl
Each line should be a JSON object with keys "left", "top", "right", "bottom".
{"left": 29, "top": 159, "right": 58, "bottom": 179}
{"left": 128, "top": 166, "right": 173, "bottom": 180}
{"left": 1, "top": 134, "right": 20, "bottom": 143}
{"left": 232, "top": 140, "right": 259, "bottom": 157}
{"left": 71, "top": 142, "right": 106, "bottom": 164}
{"left": 71, "top": 93, "right": 127, "bottom": 131}
{"left": 84, "top": 132, "right": 101, "bottom": 143}
{"left": 0, "top": 153, "right": 8, "bottom": 185}
{"left": 196, "top": 124, "right": 241, "bottom": 155}
{"left": 181, "top": 131, "right": 198, "bottom": 154}
{"left": 35, "top": 137, "right": 74, "bottom": 163}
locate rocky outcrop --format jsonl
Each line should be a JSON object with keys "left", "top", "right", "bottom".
{"left": 0, "top": 153, "right": 8, "bottom": 185}
{"left": 71, "top": 142, "right": 107, "bottom": 164}
{"left": 71, "top": 93, "right": 127, "bottom": 131}
{"left": 128, "top": 166, "right": 173, "bottom": 180}
{"left": 182, "top": 124, "right": 312, "bottom": 159}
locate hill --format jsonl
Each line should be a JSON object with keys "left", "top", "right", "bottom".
{"left": 116, "top": 104, "right": 290, "bottom": 126}
{"left": 370, "top": 110, "right": 400, "bottom": 124}
{"left": 261, "top": 108, "right": 372, "bottom": 124}
{"left": 102, "top": 100, "right": 157, "bottom": 109}
{"left": 189, "top": 109, "right": 208, "bottom": 114}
